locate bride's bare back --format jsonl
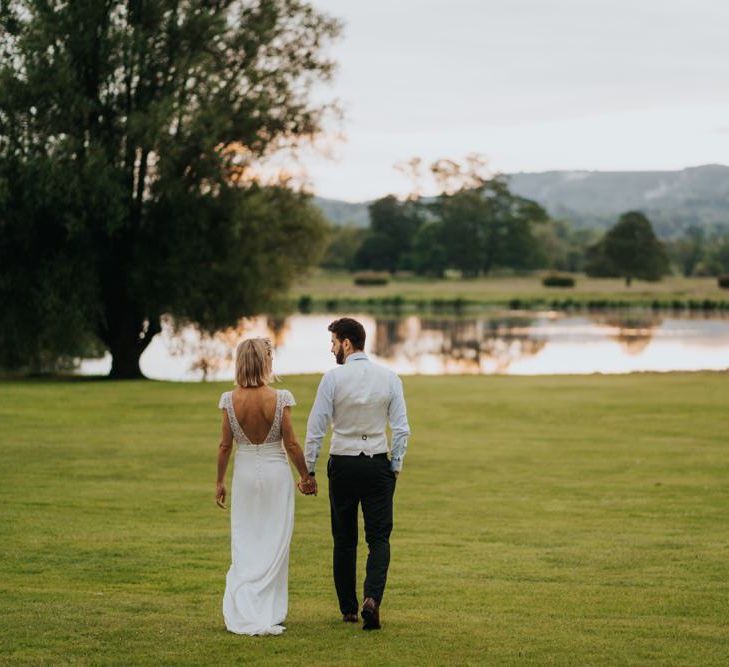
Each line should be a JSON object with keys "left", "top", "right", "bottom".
{"left": 230, "top": 386, "right": 278, "bottom": 444}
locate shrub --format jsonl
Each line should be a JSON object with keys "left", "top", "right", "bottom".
{"left": 542, "top": 274, "right": 575, "bottom": 288}
{"left": 353, "top": 272, "right": 389, "bottom": 286}
{"left": 297, "top": 295, "right": 312, "bottom": 313}
{"left": 718, "top": 275, "right": 729, "bottom": 289}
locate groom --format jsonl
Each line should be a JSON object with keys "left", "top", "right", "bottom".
{"left": 304, "top": 317, "right": 410, "bottom": 630}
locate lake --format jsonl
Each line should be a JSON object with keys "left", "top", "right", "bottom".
{"left": 77, "top": 310, "right": 729, "bottom": 380}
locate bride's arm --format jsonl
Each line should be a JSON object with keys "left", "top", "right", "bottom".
{"left": 281, "top": 407, "right": 316, "bottom": 494}
{"left": 216, "top": 412, "right": 234, "bottom": 508}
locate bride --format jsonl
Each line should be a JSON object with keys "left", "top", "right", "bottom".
{"left": 215, "top": 337, "right": 315, "bottom": 635}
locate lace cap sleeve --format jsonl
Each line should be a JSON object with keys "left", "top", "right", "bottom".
{"left": 281, "top": 389, "right": 296, "bottom": 408}
{"left": 218, "top": 392, "right": 228, "bottom": 409}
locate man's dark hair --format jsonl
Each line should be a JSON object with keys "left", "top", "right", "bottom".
{"left": 328, "top": 318, "right": 366, "bottom": 351}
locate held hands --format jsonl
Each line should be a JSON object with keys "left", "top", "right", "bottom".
{"left": 219, "top": 470, "right": 386, "bottom": 504}
{"left": 217, "top": 476, "right": 316, "bottom": 505}
{"left": 297, "top": 475, "right": 318, "bottom": 496}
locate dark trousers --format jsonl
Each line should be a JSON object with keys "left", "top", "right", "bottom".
{"left": 327, "top": 453, "right": 397, "bottom": 614}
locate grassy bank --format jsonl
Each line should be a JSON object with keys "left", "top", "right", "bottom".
{"left": 1, "top": 374, "right": 728, "bottom": 664}
{"left": 292, "top": 271, "right": 729, "bottom": 312}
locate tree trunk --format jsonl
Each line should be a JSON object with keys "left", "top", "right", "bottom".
{"left": 102, "top": 308, "right": 161, "bottom": 379}
{"left": 108, "top": 335, "right": 145, "bottom": 379}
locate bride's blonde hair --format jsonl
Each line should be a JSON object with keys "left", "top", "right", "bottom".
{"left": 235, "top": 338, "right": 274, "bottom": 387}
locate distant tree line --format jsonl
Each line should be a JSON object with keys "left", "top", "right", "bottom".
{"left": 663, "top": 226, "right": 729, "bottom": 277}
{"left": 321, "top": 179, "right": 729, "bottom": 282}
{"left": 322, "top": 174, "right": 552, "bottom": 278}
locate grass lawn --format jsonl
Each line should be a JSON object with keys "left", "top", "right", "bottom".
{"left": 292, "top": 271, "right": 728, "bottom": 308}
{"left": 1, "top": 373, "right": 728, "bottom": 665}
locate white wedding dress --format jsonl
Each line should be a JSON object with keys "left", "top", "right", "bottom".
{"left": 218, "top": 389, "right": 296, "bottom": 635}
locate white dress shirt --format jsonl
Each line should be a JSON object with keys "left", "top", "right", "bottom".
{"left": 305, "top": 352, "right": 411, "bottom": 473}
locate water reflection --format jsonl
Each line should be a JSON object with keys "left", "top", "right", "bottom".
{"left": 77, "top": 311, "right": 729, "bottom": 380}
{"left": 373, "top": 317, "right": 547, "bottom": 374}
{"left": 590, "top": 312, "right": 663, "bottom": 355}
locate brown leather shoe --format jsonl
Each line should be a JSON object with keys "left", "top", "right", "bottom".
{"left": 361, "top": 597, "right": 381, "bottom": 630}
{"left": 342, "top": 613, "right": 358, "bottom": 623}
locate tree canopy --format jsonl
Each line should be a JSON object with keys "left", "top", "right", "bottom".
{"left": 349, "top": 163, "right": 549, "bottom": 277}
{"left": 353, "top": 196, "right": 423, "bottom": 272}
{"left": 0, "top": 0, "right": 340, "bottom": 376}
{"left": 430, "top": 177, "right": 548, "bottom": 277}
{"left": 586, "top": 211, "right": 670, "bottom": 285}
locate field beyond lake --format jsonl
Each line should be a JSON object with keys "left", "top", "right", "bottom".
{"left": 1, "top": 373, "right": 728, "bottom": 665}
{"left": 293, "top": 272, "right": 729, "bottom": 309}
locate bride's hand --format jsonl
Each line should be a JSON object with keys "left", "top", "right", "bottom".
{"left": 297, "top": 476, "right": 317, "bottom": 496}
{"left": 216, "top": 482, "right": 227, "bottom": 509}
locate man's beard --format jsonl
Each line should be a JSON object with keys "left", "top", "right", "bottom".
{"left": 335, "top": 348, "right": 345, "bottom": 365}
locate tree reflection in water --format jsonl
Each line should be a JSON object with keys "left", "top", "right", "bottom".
{"left": 166, "top": 315, "right": 291, "bottom": 381}
{"left": 373, "top": 316, "right": 547, "bottom": 374}
{"left": 127, "top": 310, "right": 729, "bottom": 381}
{"left": 588, "top": 312, "right": 662, "bottom": 356}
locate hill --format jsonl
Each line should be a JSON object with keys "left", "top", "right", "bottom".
{"left": 312, "top": 196, "right": 372, "bottom": 228}
{"left": 315, "top": 164, "right": 729, "bottom": 238}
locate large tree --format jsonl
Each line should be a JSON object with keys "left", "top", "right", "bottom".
{"left": 353, "top": 195, "right": 423, "bottom": 272}
{"left": 586, "top": 211, "right": 669, "bottom": 286}
{"left": 0, "top": 0, "right": 339, "bottom": 377}
{"left": 411, "top": 221, "right": 447, "bottom": 277}
{"left": 427, "top": 176, "right": 548, "bottom": 277}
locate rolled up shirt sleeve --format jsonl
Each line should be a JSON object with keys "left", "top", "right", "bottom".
{"left": 304, "top": 371, "right": 335, "bottom": 474}
{"left": 388, "top": 374, "right": 410, "bottom": 472}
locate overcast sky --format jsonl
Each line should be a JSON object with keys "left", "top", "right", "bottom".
{"left": 299, "top": 0, "right": 729, "bottom": 201}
